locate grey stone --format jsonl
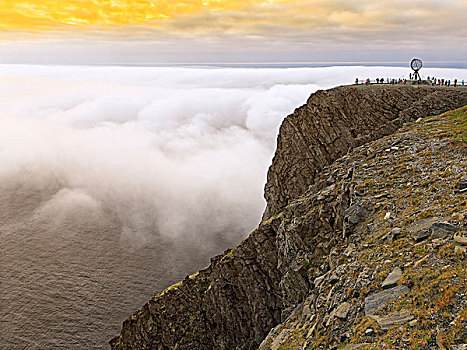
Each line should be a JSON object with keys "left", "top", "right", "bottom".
{"left": 433, "top": 222, "right": 459, "bottom": 232}
{"left": 280, "top": 269, "right": 309, "bottom": 308}
{"left": 412, "top": 229, "right": 430, "bottom": 243}
{"left": 382, "top": 267, "right": 402, "bottom": 289}
{"left": 345, "top": 202, "right": 364, "bottom": 225}
{"left": 406, "top": 217, "right": 436, "bottom": 232}
{"left": 431, "top": 222, "right": 459, "bottom": 239}
{"left": 369, "top": 310, "right": 414, "bottom": 330}
{"left": 454, "top": 236, "right": 467, "bottom": 245}
{"left": 335, "top": 302, "right": 351, "bottom": 319}
{"left": 343, "top": 344, "right": 370, "bottom": 350}
{"left": 388, "top": 227, "right": 404, "bottom": 242}
{"left": 365, "top": 285, "right": 409, "bottom": 316}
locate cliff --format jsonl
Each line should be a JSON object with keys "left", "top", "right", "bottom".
{"left": 263, "top": 85, "right": 467, "bottom": 219}
{"left": 110, "top": 85, "right": 467, "bottom": 350}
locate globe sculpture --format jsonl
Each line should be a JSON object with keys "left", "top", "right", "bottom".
{"left": 411, "top": 58, "right": 423, "bottom": 80}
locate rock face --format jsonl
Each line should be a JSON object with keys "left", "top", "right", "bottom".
{"left": 112, "top": 222, "right": 283, "bottom": 350}
{"left": 110, "top": 86, "right": 467, "bottom": 350}
{"left": 263, "top": 85, "right": 467, "bottom": 219}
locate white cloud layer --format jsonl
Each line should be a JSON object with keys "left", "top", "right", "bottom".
{"left": 0, "top": 65, "right": 466, "bottom": 246}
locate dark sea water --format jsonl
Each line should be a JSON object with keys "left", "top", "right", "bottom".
{"left": 0, "top": 178, "right": 237, "bottom": 349}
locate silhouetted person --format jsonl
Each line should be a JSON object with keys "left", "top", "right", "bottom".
{"left": 454, "top": 79, "right": 457, "bottom": 87}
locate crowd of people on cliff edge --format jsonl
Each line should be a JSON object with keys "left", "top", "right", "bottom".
{"left": 355, "top": 77, "right": 465, "bottom": 86}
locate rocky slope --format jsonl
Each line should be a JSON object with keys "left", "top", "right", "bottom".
{"left": 259, "top": 105, "right": 467, "bottom": 349}
{"left": 110, "top": 85, "right": 467, "bottom": 350}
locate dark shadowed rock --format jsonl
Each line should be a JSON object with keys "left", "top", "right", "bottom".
{"left": 455, "top": 179, "right": 467, "bottom": 190}
{"left": 431, "top": 222, "right": 459, "bottom": 239}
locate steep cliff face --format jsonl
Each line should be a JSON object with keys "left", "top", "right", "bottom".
{"left": 259, "top": 105, "right": 467, "bottom": 349}
{"left": 263, "top": 85, "right": 467, "bottom": 219}
{"left": 110, "top": 86, "right": 467, "bottom": 350}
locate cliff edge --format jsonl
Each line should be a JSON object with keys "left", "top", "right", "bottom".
{"left": 263, "top": 85, "right": 467, "bottom": 219}
{"left": 110, "top": 85, "right": 467, "bottom": 350}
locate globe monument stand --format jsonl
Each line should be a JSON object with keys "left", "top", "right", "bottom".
{"left": 411, "top": 58, "right": 423, "bottom": 81}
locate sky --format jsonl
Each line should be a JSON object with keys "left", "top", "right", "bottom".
{"left": 0, "top": 0, "right": 466, "bottom": 65}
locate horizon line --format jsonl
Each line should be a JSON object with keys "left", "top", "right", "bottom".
{"left": 1, "top": 60, "right": 466, "bottom": 69}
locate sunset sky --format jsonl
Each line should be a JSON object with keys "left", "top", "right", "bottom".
{"left": 0, "top": 0, "right": 466, "bottom": 65}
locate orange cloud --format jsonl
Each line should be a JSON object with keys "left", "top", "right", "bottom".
{"left": 0, "top": 0, "right": 465, "bottom": 46}
{"left": 0, "top": 0, "right": 262, "bottom": 30}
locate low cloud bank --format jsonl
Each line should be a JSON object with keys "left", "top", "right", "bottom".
{"left": 0, "top": 65, "right": 465, "bottom": 246}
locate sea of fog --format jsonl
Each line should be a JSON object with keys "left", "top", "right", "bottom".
{"left": 0, "top": 65, "right": 466, "bottom": 349}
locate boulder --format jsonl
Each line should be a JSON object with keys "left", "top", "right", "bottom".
{"left": 431, "top": 222, "right": 459, "bottom": 239}
{"left": 381, "top": 267, "right": 402, "bottom": 289}
{"left": 365, "top": 285, "right": 409, "bottom": 316}
{"left": 369, "top": 310, "right": 414, "bottom": 330}
{"left": 335, "top": 302, "right": 351, "bottom": 319}
{"left": 412, "top": 229, "right": 430, "bottom": 243}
